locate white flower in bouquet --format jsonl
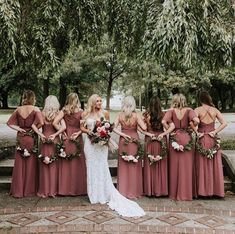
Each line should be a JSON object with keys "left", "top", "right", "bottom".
{"left": 104, "top": 122, "right": 110, "bottom": 128}
{"left": 43, "top": 156, "right": 51, "bottom": 164}
{"left": 98, "top": 140, "right": 107, "bottom": 146}
{"left": 172, "top": 141, "right": 180, "bottom": 150}
{"left": 23, "top": 149, "right": 30, "bottom": 157}
{"left": 212, "top": 150, "right": 217, "bottom": 154}
{"left": 38, "top": 154, "right": 43, "bottom": 158}
{"left": 101, "top": 126, "right": 106, "bottom": 131}
{"left": 16, "top": 146, "right": 22, "bottom": 151}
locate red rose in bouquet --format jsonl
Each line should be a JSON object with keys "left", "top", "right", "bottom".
{"left": 89, "top": 117, "right": 114, "bottom": 145}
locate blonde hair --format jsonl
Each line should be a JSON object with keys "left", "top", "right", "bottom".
{"left": 122, "top": 96, "right": 136, "bottom": 118}
{"left": 63, "top": 93, "right": 81, "bottom": 115}
{"left": 171, "top": 93, "right": 187, "bottom": 109}
{"left": 84, "top": 94, "right": 101, "bottom": 119}
{"left": 21, "top": 90, "right": 36, "bottom": 105}
{"left": 42, "top": 95, "right": 60, "bottom": 122}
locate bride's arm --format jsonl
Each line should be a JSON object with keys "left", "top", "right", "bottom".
{"left": 80, "top": 111, "right": 92, "bottom": 135}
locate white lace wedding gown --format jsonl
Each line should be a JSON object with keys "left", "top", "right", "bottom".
{"left": 84, "top": 117, "right": 145, "bottom": 217}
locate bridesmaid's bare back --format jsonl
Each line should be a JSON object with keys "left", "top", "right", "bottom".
{"left": 195, "top": 106, "right": 217, "bottom": 124}
{"left": 17, "top": 106, "right": 39, "bottom": 119}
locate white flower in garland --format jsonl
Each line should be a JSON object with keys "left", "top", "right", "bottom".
{"left": 59, "top": 148, "right": 66, "bottom": 158}
{"left": 122, "top": 155, "right": 139, "bottom": 163}
{"left": 43, "top": 156, "right": 51, "bottom": 164}
{"left": 23, "top": 149, "right": 30, "bottom": 157}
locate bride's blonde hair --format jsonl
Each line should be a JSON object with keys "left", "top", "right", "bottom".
{"left": 121, "top": 95, "right": 136, "bottom": 118}
{"left": 63, "top": 93, "right": 81, "bottom": 115}
{"left": 84, "top": 94, "right": 101, "bottom": 119}
{"left": 42, "top": 95, "right": 60, "bottom": 122}
{"left": 171, "top": 93, "right": 187, "bottom": 109}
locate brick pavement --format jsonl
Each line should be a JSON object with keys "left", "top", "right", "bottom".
{"left": 0, "top": 193, "right": 235, "bottom": 234}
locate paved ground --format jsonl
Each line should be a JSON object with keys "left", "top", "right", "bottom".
{"left": 0, "top": 188, "right": 235, "bottom": 234}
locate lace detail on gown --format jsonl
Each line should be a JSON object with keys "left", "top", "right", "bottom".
{"left": 84, "top": 117, "right": 145, "bottom": 217}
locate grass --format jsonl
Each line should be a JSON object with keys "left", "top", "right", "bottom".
{"left": 221, "top": 140, "right": 235, "bottom": 150}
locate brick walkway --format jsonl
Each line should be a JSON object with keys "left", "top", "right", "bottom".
{"left": 0, "top": 193, "right": 235, "bottom": 233}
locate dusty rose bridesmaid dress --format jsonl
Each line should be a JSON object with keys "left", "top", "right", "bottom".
{"left": 117, "top": 114, "right": 143, "bottom": 199}
{"left": 195, "top": 111, "right": 224, "bottom": 197}
{"left": 143, "top": 115, "right": 168, "bottom": 196}
{"left": 58, "top": 110, "right": 87, "bottom": 195}
{"left": 163, "top": 108, "right": 196, "bottom": 201}
{"left": 37, "top": 121, "right": 59, "bottom": 197}
{"left": 7, "top": 110, "right": 41, "bottom": 197}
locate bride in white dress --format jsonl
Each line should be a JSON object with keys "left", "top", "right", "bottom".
{"left": 81, "top": 94, "right": 145, "bottom": 217}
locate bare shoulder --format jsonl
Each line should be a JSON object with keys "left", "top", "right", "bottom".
{"left": 34, "top": 106, "right": 41, "bottom": 112}
{"left": 81, "top": 111, "right": 87, "bottom": 119}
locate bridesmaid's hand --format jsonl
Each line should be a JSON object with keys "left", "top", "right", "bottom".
{"left": 208, "top": 131, "right": 216, "bottom": 138}
{"left": 148, "top": 133, "right": 155, "bottom": 138}
{"left": 157, "top": 133, "right": 164, "bottom": 141}
{"left": 18, "top": 128, "right": 26, "bottom": 133}
{"left": 48, "top": 133, "right": 57, "bottom": 142}
{"left": 123, "top": 135, "right": 131, "bottom": 141}
{"left": 62, "top": 132, "right": 68, "bottom": 140}
{"left": 40, "top": 134, "right": 46, "bottom": 142}
{"left": 70, "top": 132, "right": 80, "bottom": 140}
{"left": 197, "top": 132, "right": 204, "bottom": 138}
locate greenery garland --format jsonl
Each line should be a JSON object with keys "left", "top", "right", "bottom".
{"left": 56, "top": 138, "right": 81, "bottom": 160}
{"left": 38, "top": 139, "right": 57, "bottom": 164}
{"left": 195, "top": 134, "right": 220, "bottom": 159}
{"left": 16, "top": 130, "right": 38, "bottom": 157}
{"left": 121, "top": 137, "right": 144, "bottom": 163}
{"left": 146, "top": 136, "right": 168, "bottom": 165}
{"left": 169, "top": 128, "right": 195, "bottom": 152}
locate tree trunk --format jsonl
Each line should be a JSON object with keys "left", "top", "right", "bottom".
{"left": 1, "top": 89, "right": 8, "bottom": 109}
{"left": 157, "top": 88, "right": 161, "bottom": 98}
{"left": 106, "top": 79, "right": 112, "bottom": 110}
{"left": 59, "top": 77, "right": 67, "bottom": 107}
{"left": 229, "top": 87, "right": 234, "bottom": 109}
{"left": 43, "top": 77, "right": 50, "bottom": 99}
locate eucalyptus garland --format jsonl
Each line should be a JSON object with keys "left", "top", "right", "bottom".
{"left": 196, "top": 134, "right": 220, "bottom": 159}
{"left": 169, "top": 128, "right": 195, "bottom": 152}
{"left": 56, "top": 138, "right": 81, "bottom": 160}
{"left": 146, "top": 136, "right": 168, "bottom": 165}
{"left": 121, "top": 137, "right": 144, "bottom": 163}
{"left": 38, "top": 138, "right": 57, "bottom": 164}
{"left": 16, "top": 130, "right": 38, "bottom": 157}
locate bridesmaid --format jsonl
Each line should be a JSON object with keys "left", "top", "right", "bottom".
{"left": 7, "top": 90, "right": 43, "bottom": 197}
{"left": 53, "top": 93, "right": 87, "bottom": 196}
{"left": 140, "top": 96, "right": 174, "bottom": 197}
{"left": 194, "top": 91, "right": 227, "bottom": 197}
{"left": 162, "top": 93, "right": 199, "bottom": 201}
{"left": 113, "top": 96, "right": 147, "bottom": 199}
{"left": 34, "top": 95, "right": 66, "bottom": 198}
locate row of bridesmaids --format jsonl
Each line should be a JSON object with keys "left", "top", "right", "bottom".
{"left": 7, "top": 90, "right": 227, "bottom": 201}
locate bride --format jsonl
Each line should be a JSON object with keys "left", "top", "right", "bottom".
{"left": 81, "top": 94, "right": 145, "bottom": 217}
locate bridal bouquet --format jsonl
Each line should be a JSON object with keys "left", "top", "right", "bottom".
{"left": 89, "top": 117, "right": 114, "bottom": 146}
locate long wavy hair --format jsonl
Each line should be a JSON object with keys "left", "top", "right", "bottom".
{"left": 147, "top": 96, "right": 163, "bottom": 130}
{"left": 63, "top": 93, "right": 81, "bottom": 115}
{"left": 42, "top": 95, "right": 60, "bottom": 122}
{"left": 171, "top": 93, "right": 187, "bottom": 109}
{"left": 199, "top": 91, "right": 215, "bottom": 107}
{"left": 121, "top": 96, "right": 136, "bottom": 118}
{"left": 21, "top": 90, "right": 36, "bottom": 105}
{"left": 83, "top": 94, "right": 101, "bottom": 119}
